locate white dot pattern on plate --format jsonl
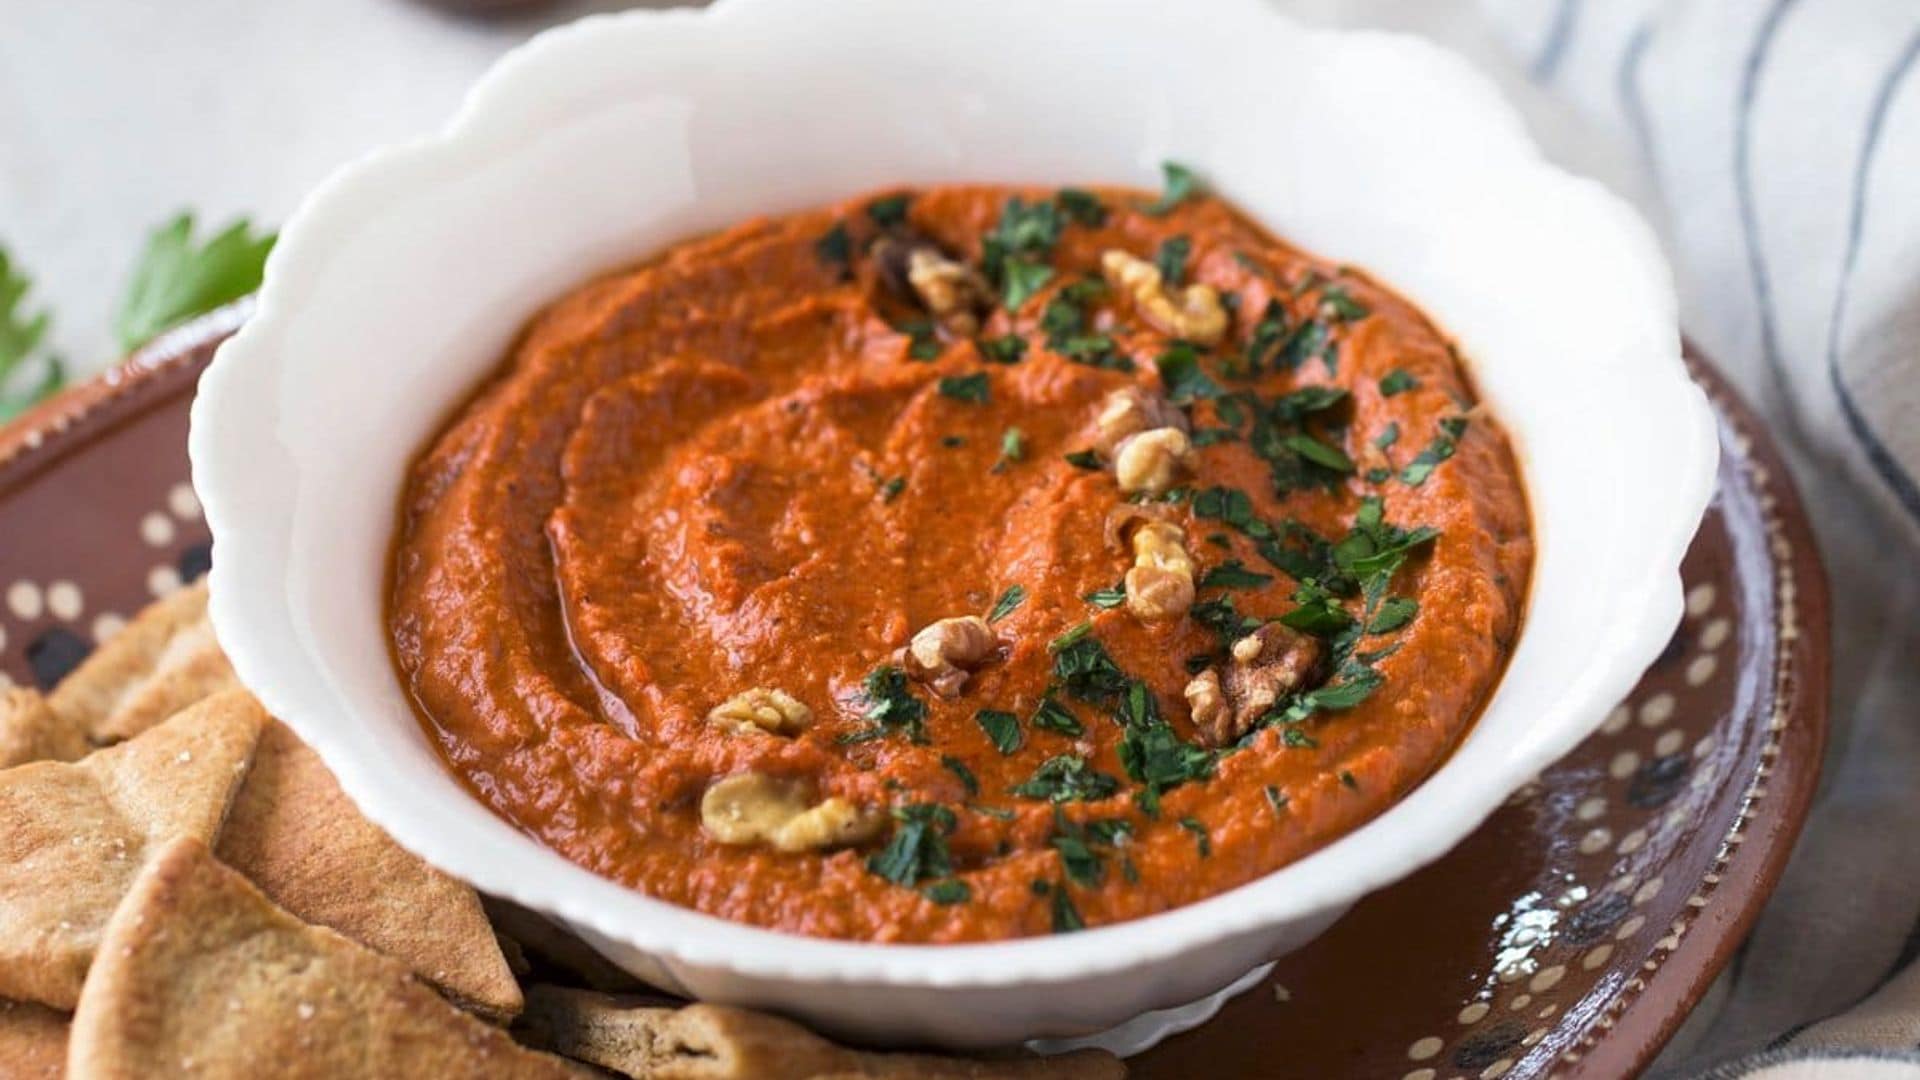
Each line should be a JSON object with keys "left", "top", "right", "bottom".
{"left": 92, "top": 613, "right": 126, "bottom": 643}
{"left": 46, "top": 581, "right": 82, "bottom": 621}
{"left": 147, "top": 565, "right": 182, "bottom": 599}
{"left": 1655, "top": 730, "right": 1686, "bottom": 756}
{"left": 6, "top": 581, "right": 43, "bottom": 620}
{"left": 168, "top": 483, "right": 201, "bottom": 520}
{"left": 1609, "top": 750, "right": 1641, "bottom": 779}
{"left": 1458, "top": 1002, "right": 1490, "bottom": 1024}
{"left": 1406, "top": 1036, "right": 1442, "bottom": 1061}
{"left": 1686, "top": 583, "right": 1716, "bottom": 617}
{"left": 140, "top": 511, "right": 176, "bottom": 547}
{"left": 1702, "top": 616, "right": 1732, "bottom": 649}
{"left": 1639, "top": 692, "right": 1676, "bottom": 727}
{"left": 1687, "top": 655, "right": 1718, "bottom": 686}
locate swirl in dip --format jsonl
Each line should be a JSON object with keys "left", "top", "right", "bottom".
{"left": 389, "top": 180, "right": 1532, "bottom": 943}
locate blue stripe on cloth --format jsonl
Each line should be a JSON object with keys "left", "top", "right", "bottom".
{"left": 1827, "top": 28, "right": 1920, "bottom": 529}
{"left": 1734, "top": 0, "right": 1803, "bottom": 398}
{"left": 1617, "top": 15, "right": 1663, "bottom": 198}
{"left": 1531, "top": 0, "right": 1582, "bottom": 82}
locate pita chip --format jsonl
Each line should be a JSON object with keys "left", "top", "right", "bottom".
{"left": 0, "top": 998, "right": 68, "bottom": 1080}
{"left": 0, "top": 690, "right": 263, "bottom": 1008}
{"left": 483, "top": 897, "right": 647, "bottom": 994}
{"left": 67, "top": 838, "right": 583, "bottom": 1080}
{"left": 516, "top": 987, "right": 1126, "bottom": 1080}
{"left": 0, "top": 687, "right": 86, "bottom": 769}
{"left": 46, "top": 579, "right": 239, "bottom": 746}
{"left": 217, "top": 720, "right": 523, "bottom": 1022}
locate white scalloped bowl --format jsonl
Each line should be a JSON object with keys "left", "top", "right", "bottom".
{"left": 190, "top": 0, "right": 1715, "bottom": 1051}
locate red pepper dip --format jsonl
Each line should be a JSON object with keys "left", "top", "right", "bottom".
{"left": 389, "top": 176, "right": 1532, "bottom": 943}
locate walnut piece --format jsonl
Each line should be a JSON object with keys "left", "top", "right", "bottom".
{"left": 1187, "top": 624, "right": 1326, "bottom": 746}
{"left": 903, "top": 615, "right": 997, "bottom": 698}
{"left": 707, "top": 688, "right": 813, "bottom": 736}
{"left": 1113, "top": 427, "right": 1194, "bottom": 495}
{"left": 874, "top": 234, "right": 991, "bottom": 336}
{"left": 1100, "top": 248, "right": 1229, "bottom": 346}
{"left": 1125, "top": 521, "right": 1195, "bottom": 620}
{"left": 1094, "top": 386, "right": 1188, "bottom": 455}
{"left": 700, "top": 773, "right": 882, "bottom": 853}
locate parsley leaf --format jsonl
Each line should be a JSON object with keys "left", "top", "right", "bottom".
{"left": 1011, "top": 754, "right": 1121, "bottom": 803}
{"left": 1198, "top": 560, "right": 1273, "bottom": 590}
{"left": 1083, "top": 581, "right": 1128, "bottom": 609}
{"left": 975, "top": 709, "right": 1023, "bottom": 754}
{"left": 1154, "top": 235, "right": 1192, "bottom": 285}
{"left": 1378, "top": 368, "right": 1418, "bottom": 397}
{"left": 1146, "top": 161, "right": 1199, "bottom": 216}
{"left": 866, "top": 193, "right": 912, "bottom": 228}
{"left": 981, "top": 334, "right": 1028, "bottom": 364}
{"left": 1319, "top": 285, "right": 1370, "bottom": 322}
{"left": 1051, "top": 631, "right": 1129, "bottom": 702}
{"left": 1367, "top": 596, "right": 1419, "bottom": 634}
{"left": 989, "top": 584, "right": 1027, "bottom": 623}
{"left": 938, "top": 373, "right": 990, "bottom": 403}
{"left": 993, "top": 426, "right": 1026, "bottom": 472}
{"left": 1031, "top": 696, "right": 1084, "bottom": 737}
{"left": 117, "top": 213, "right": 275, "bottom": 351}
{"left": 814, "top": 223, "right": 852, "bottom": 270}
{"left": 923, "top": 880, "right": 971, "bottom": 905}
{"left": 0, "top": 248, "right": 64, "bottom": 421}
{"left": 855, "top": 666, "right": 928, "bottom": 742}
{"left": 867, "top": 804, "right": 957, "bottom": 886}
{"left": 1179, "top": 817, "right": 1212, "bottom": 857}
{"left": 1156, "top": 343, "right": 1224, "bottom": 403}
{"left": 1063, "top": 449, "right": 1103, "bottom": 470}
{"left": 1051, "top": 882, "right": 1086, "bottom": 933}
{"left": 1000, "top": 260, "right": 1054, "bottom": 311}
{"left": 1057, "top": 188, "right": 1109, "bottom": 227}
{"left": 941, "top": 755, "right": 981, "bottom": 796}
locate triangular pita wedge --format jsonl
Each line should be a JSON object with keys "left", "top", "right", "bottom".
{"left": 217, "top": 720, "right": 523, "bottom": 1022}
{"left": 0, "top": 687, "right": 86, "bottom": 769}
{"left": 0, "top": 690, "right": 264, "bottom": 1008}
{"left": 46, "top": 579, "right": 238, "bottom": 746}
{"left": 67, "top": 838, "right": 582, "bottom": 1080}
{"left": 0, "top": 998, "right": 68, "bottom": 1080}
{"left": 516, "top": 986, "right": 1125, "bottom": 1080}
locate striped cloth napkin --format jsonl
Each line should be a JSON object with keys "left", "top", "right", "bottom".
{"left": 1451, "top": 0, "right": 1920, "bottom": 1075}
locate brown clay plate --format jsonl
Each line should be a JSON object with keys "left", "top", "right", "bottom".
{"left": 0, "top": 308, "right": 1827, "bottom": 1079}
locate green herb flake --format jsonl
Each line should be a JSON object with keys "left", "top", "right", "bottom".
{"left": 974, "top": 709, "right": 1023, "bottom": 755}
{"left": 937, "top": 372, "right": 991, "bottom": 404}
{"left": 878, "top": 475, "right": 907, "bottom": 503}
{"left": 1064, "top": 448, "right": 1103, "bottom": 470}
{"left": 866, "top": 804, "right": 956, "bottom": 886}
{"left": 1000, "top": 260, "right": 1055, "bottom": 311}
{"left": 1057, "top": 188, "right": 1109, "bottom": 227}
{"left": 813, "top": 222, "right": 852, "bottom": 270}
{"left": 1264, "top": 786, "right": 1289, "bottom": 816}
{"left": 1374, "top": 421, "right": 1401, "bottom": 450}
{"left": 1011, "top": 754, "right": 1122, "bottom": 804}
{"left": 1146, "top": 161, "right": 1199, "bottom": 216}
{"left": 1378, "top": 368, "right": 1418, "bottom": 397}
{"left": 1339, "top": 770, "right": 1359, "bottom": 790}
{"left": 1156, "top": 343, "right": 1224, "bottom": 404}
{"left": 1050, "top": 883, "right": 1086, "bottom": 933}
{"left": 1281, "top": 432, "right": 1356, "bottom": 475}
{"left": 922, "top": 879, "right": 971, "bottom": 905}
{"left": 1154, "top": 235, "right": 1192, "bottom": 285}
{"left": 1198, "top": 560, "right": 1273, "bottom": 590}
{"left": 1051, "top": 632, "right": 1129, "bottom": 702}
{"left": 1319, "top": 285, "right": 1370, "bottom": 322}
{"left": 857, "top": 665, "right": 928, "bottom": 742}
{"left": 865, "top": 193, "right": 912, "bottom": 228}
{"left": 1083, "top": 581, "right": 1128, "bottom": 609}
{"left": 940, "top": 755, "right": 981, "bottom": 796}
{"left": 1179, "top": 817, "right": 1212, "bottom": 857}
{"left": 1367, "top": 596, "right": 1419, "bottom": 634}
{"left": 988, "top": 584, "right": 1028, "bottom": 623}
{"left": 1031, "top": 697, "right": 1084, "bottom": 737}
{"left": 1281, "top": 726, "right": 1319, "bottom": 749}
{"left": 981, "top": 334, "right": 1028, "bottom": 364}
{"left": 993, "top": 426, "right": 1026, "bottom": 472}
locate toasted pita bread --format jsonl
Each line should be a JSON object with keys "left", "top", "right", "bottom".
{"left": 46, "top": 579, "right": 238, "bottom": 746}
{"left": 0, "top": 691, "right": 263, "bottom": 1008}
{"left": 217, "top": 720, "right": 523, "bottom": 1022}
{"left": 483, "top": 897, "right": 648, "bottom": 994}
{"left": 0, "top": 687, "right": 85, "bottom": 769}
{"left": 0, "top": 999, "right": 67, "bottom": 1080}
{"left": 516, "top": 987, "right": 1125, "bottom": 1080}
{"left": 67, "top": 838, "right": 583, "bottom": 1079}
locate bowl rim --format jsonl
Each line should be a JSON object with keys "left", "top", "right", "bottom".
{"left": 191, "top": 0, "right": 1720, "bottom": 989}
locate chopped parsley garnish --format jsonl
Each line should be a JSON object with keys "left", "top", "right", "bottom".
{"left": 1031, "top": 696, "right": 1084, "bottom": 737}
{"left": 1264, "top": 786, "right": 1289, "bottom": 816}
{"left": 1319, "top": 285, "right": 1370, "bottom": 322}
{"left": 1278, "top": 320, "right": 1330, "bottom": 372}
{"left": 813, "top": 222, "right": 851, "bottom": 271}
{"left": 1040, "top": 279, "right": 1129, "bottom": 370}
{"left": 1000, "top": 260, "right": 1054, "bottom": 311}
{"left": 116, "top": 213, "right": 277, "bottom": 352}
{"left": 1192, "top": 486, "right": 1259, "bottom": 532}
{"left": 1154, "top": 235, "right": 1192, "bottom": 284}
{"left": 941, "top": 755, "right": 980, "bottom": 796}
{"left": 1401, "top": 417, "right": 1467, "bottom": 485}
{"left": 896, "top": 319, "right": 941, "bottom": 361}
{"left": 1064, "top": 449, "right": 1103, "bottom": 470}
{"left": 854, "top": 665, "right": 928, "bottom": 742}
{"left": 1198, "top": 560, "right": 1273, "bottom": 590}
{"left": 1057, "top": 187, "right": 1109, "bottom": 227}
{"left": 993, "top": 426, "right": 1026, "bottom": 473}
{"left": 1281, "top": 726, "right": 1319, "bottom": 749}
{"left": 1367, "top": 596, "right": 1419, "bottom": 633}
{"left": 1146, "top": 161, "right": 1199, "bottom": 216}
{"left": 1374, "top": 421, "right": 1400, "bottom": 449}
{"left": 1281, "top": 432, "right": 1355, "bottom": 474}
{"left": 975, "top": 709, "right": 1023, "bottom": 754}
{"left": 1179, "top": 817, "right": 1212, "bottom": 857}
{"left": 1083, "top": 581, "right": 1128, "bottom": 609}
{"left": 865, "top": 193, "right": 912, "bottom": 228}
{"left": 1120, "top": 716, "right": 1215, "bottom": 817}
{"left": 1156, "top": 343, "right": 1223, "bottom": 403}
{"left": 1340, "top": 769, "right": 1360, "bottom": 790}
{"left": 981, "top": 334, "right": 1028, "bottom": 364}
{"left": 1378, "top": 368, "right": 1418, "bottom": 397}
{"left": 923, "top": 880, "right": 971, "bottom": 905}
{"left": 1235, "top": 300, "right": 1290, "bottom": 378}
{"left": 937, "top": 372, "right": 990, "bottom": 403}
{"left": 1011, "top": 754, "right": 1122, "bottom": 803}
{"left": 1051, "top": 631, "right": 1129, "bottom": 702}
{"left": 866, "top": 804, "right": 956, "bottom": 886}
{"left": 1189, "top": 594, "right": 1263, "bottom": 650}
{"left": 1051, "top": 882, "right": 1086, "bottom": 933}
{"left": 988, "top": 584, "right": 1027, "bottom": 623}
{"left": 1278, "top": 579, "right": 1353, "bottom": 637}
{"left": 878, "top": 476, "right": 907, "bottom": 503}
